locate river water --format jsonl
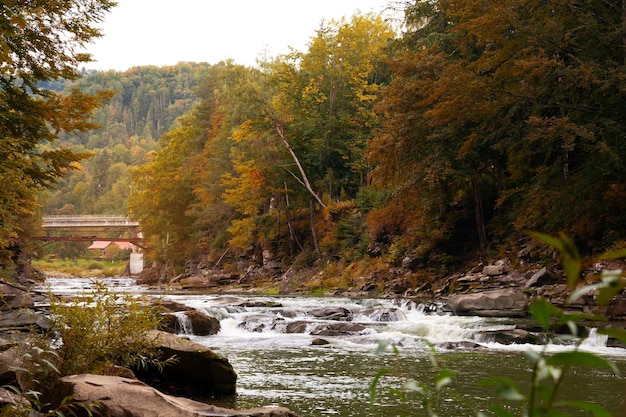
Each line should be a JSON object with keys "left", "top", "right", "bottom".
{"left": 39, "top": 277, "right": 626, "bottom": 417}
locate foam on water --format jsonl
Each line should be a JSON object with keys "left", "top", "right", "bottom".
{"left": 41, "top": 277, "right": 626, "bottom": 356}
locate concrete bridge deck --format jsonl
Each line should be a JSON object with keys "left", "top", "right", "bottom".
{"left": 42, "top": 215, "right": 139, "bottom": 229}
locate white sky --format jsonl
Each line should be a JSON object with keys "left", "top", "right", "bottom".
{"left": 85, "top": 0, "right": 396, "bottom": 71}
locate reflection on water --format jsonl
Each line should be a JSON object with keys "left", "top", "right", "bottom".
{"left": 203, "top": 341, "right": 626, "bottom": 417}
{"left": 40, "top": 277, "right": 626, "bottom": 417}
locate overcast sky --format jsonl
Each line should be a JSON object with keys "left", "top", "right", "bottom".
{"left": 85, "top": 0, "right": 395, "bottom": 71}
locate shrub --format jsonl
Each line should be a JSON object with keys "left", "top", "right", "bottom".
{"left": 0, "top": 344, "right": 98, "bottom": 417}
{"left": 86, "top": 261, "right": 104, "bottom": 270}
{"left": 48, "top": 280, "right": 165, "bottom": 376}
{"left": 0, "top": 281, "right": 170, "bottom": 416}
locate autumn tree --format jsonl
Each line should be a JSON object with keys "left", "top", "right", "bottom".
{"left": 134, "top": 15, "right": 396, "bottom": 268}
{"left": 0, "top": 0, "right": 115, "bottom": 273}
{"left": 227, "top": 14, "right": 397, "bottom": 259}
{"left": 369, "top": 0, "right": 626, "bottom": 262}
{"left": 181, "top": 63, "right": 259, "bottom": 260}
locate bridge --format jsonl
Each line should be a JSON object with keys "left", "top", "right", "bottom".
{"left": 36, "top": 215, "right": 146, "bottom": 274}
{"left": 35, "top": 215, "right": 145, "bottom": 249}
{"left": 42, "top": 215, "right": 139, "bottom": 229}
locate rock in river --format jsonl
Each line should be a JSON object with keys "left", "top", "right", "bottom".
{"left": 446, "top": 288, "right": 528, "bottom": 317}
{"left": 47, "top": 374, "right": 300, "bottom": 417}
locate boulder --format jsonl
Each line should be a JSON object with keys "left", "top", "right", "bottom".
{"left": 161, "top": 310, "right": 220, "bottom": 336}
{"left": 285, "top": 321, "right": 309, "bottom": 334}
{"left": 135, "top": 267, "right": 163, "bottom": 285}
{"left": 136, "top": 330, "right": 237, "bottom": 398}
{"left": 235, "top": 299, "right": 282, "bottom": 308}
{"left": 237, "top": 314, "right": 276, "bottom": 333}
{"left": 308, "top": 307, "right": 351, "bottom": 320}
{"left": 160, "top": 314, "right": 179, "bottom": 334}
{"left": 183, "top": 310, "right": 220, "bottom": 336}
{"left": 482, "top": 329, "right": 545, "bottom": 345}
{"left": 310, "top": 322, "right": 366, "bottom": 336}
{"left": 0, "top": 346, "right": 21, "bottom": 386}
{"left": 0, "top": 280, "right": 50, "bottom": 339}
{"left": 606, "top": 294, "right": 626, "bottom": 319}
{"left": 482, "top": 265, "right": 504, "bottom": 276}
{"left": 435, "top": 341, "right": 484, "bottom": 350}
{"left": 0, "top": 309, "right": 50, "bottom": 333}
{"left": 361, "top": 308, "right": 403, "bottom": 322}
{"left": 47, "top": 374, "right": 300, "bottom": 417}
{"left": 178, "top": 276, "right": 212, "bottom": 289}
{"left": 384, "top": 278, "right": 412, "bottom": 295}
{"left": 525, "top": 267, "right": 561, "bottom": 288}
{"left": 446, "top": 288, "right": 528, "bottom": 317}
{"left": 0, "top": 281, "right": 34, "bottom": 311}
{"left": 160, "top": 300, "right": 191, "bottom": 313}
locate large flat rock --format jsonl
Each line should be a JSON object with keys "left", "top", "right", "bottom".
{"left": 48, "top": 374, "right": 300, "bottom": 417}
{"left": 446, "top": 288, "right": 528, "bottom": 317}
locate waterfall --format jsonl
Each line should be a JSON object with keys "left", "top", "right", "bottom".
{"left": 580, "top": 328, "right": 609, "bottom": 349}
{"left": 39, "top": 277, "right": 626, "bottom": 355}
{"left": 174, "top": 312, "right": 193, "bottom": 335}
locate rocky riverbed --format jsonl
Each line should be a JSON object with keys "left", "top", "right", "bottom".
{"left": 2, "top": 254, "right": 625, "bottom": 416}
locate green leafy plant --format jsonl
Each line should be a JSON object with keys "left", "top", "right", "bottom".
{"left": 0, "top": 281, "right": 174, "bottom": 416}
{"left": 371, "top": 232, "right": 625, "bottom": 416}
{"left": 0, "top": 344, "right": 99, "bottom": 417}
{"left": 49, "top": 280, "right": 166, "bottom": 376}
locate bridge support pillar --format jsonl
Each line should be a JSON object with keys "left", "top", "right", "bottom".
{"left": 129, "top": 252, "right": 144, "bottom": 275}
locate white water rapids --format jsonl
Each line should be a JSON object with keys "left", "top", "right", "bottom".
{"left": 38, "top": 277, "right": 626, "bottom": 416}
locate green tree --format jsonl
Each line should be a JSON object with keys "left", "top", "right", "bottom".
{"left": 210, "top": 14, "right": 395, "bottom": 259}
{"left": 130, "top": 111, "right": 204, "bottom": 266}
{"left": 269, "top": 13, "right": 395, "bottom": 202}
{"left": 189, "top": 63, "right": 274, "bottom": 256}
{"left": 0, "top": 0, "right": 115, "bottom": 271}
{"left": 45, "top": 63, "right": 209, "bottom": 217}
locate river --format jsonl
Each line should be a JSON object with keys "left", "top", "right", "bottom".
{"left": 39, "top": 277, "right": 626, "bottom": 417}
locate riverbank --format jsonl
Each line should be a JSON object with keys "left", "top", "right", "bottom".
{"left": 131, "top": 253, "right": 626, "bottom": 324}
{"left": 32, "top": 258, "right": 128, "bottom": 278}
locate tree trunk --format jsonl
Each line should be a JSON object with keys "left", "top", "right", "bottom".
{"left": 309, "top": 198, "right": 321, "bottom": 256}
{"left": 471, "top": 175, "right": 488, "bottom": 256}
{"left": 284, "top": 183, "right": 303, "bottom": 255}
{"left": 275, "top": 122, "right": 326, "bottom": 208}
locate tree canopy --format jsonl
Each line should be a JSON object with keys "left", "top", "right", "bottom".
{"left": 0, "top": 0, "right": 115, "bottom": 271}
{"left": 44, "top": 63, "right": 212, "bottom": 217}
{"left": 368, "top": 0, "right": 626, "bottom": 258}
{"left": 32, "top": 1, "right": 626, "bottom": 274}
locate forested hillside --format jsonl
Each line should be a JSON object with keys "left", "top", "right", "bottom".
{"left": 44, "top": 1, "right": 626, "bottom": 277}
{"left": 43, "top": 63, "right": 212, "bottom": 215}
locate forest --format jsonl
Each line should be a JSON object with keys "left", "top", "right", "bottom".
{"left": 2, "top": 3, "right": 626, "bottom": 417}
{"left": 5, "top": 0, "right": 626, "bottom": 280}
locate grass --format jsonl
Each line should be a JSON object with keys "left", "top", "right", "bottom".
{"left": 32, "top": 258, "right": 128, "bottom": 277}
